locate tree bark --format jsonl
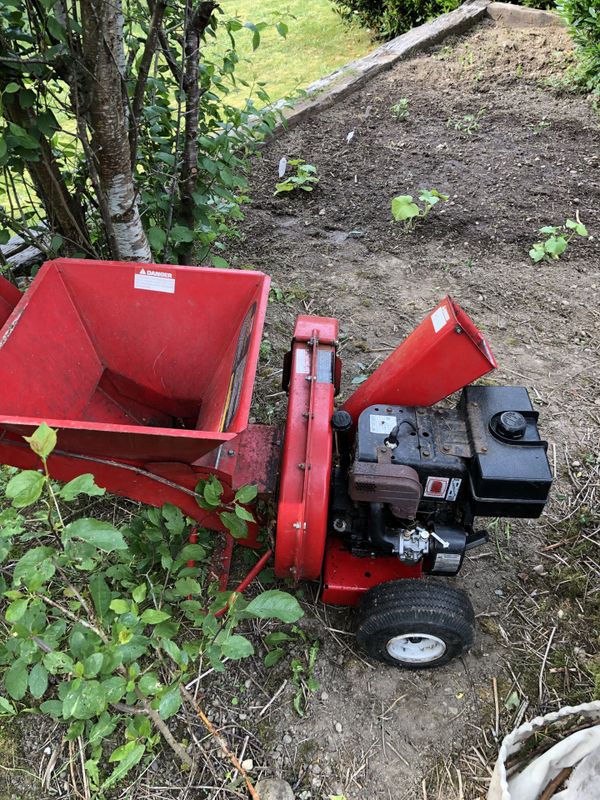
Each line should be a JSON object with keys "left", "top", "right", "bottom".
{"left": 178, "top": 1, "right": 218, "bottom": 264}
{"left": 80, "top": 0, "right": 151, "bottom": 262}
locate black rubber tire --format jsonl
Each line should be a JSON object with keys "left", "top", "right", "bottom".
{"left": 355, "top": 579, "right": 475, "bottom": 669}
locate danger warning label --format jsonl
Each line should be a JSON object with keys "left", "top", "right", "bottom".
{"left": 134, "top": 268, "right": 175, "bottom": 294}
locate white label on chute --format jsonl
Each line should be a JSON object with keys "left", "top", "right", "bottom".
{"left": 431, "top": 304, "right": 450, "bottom": 333}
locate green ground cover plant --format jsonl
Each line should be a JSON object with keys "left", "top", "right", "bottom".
{"left": 529, "top": 216, "right": 589, "bottom": 262}
{"left": 0, "top": 424, "right": 303, "bottom": 793}
{"left": 391, "top": 189, "right": 449, "bottom": 229}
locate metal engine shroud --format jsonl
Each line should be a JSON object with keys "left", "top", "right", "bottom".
{"left": 330, "top": 384, "right": 553, "bottom": 576}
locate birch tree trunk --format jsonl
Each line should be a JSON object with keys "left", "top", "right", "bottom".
{"left": 80, "top": 0, "right": 152, "bottom": 262}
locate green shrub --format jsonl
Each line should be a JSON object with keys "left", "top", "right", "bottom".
{"left": 332, "top": 0, "right": 459, "bottom": 40}
{"left": 557, "top": 0, "right": 600, "bottom": 93}
{"left": 332, "top": 0, "right": 557, "bottom": 39}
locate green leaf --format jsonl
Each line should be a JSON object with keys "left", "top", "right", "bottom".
{"left": 64, "top": 518, "right": 127, "bottom": 552}
{"left": 566, "top": 218, "right": 588, "bottom": 237}
{"left": 50, "top": 234, "right": 63, "bottom": 253}
{"left": 391, "top": 195, "right": 420, "bottom": 222}
{"left": 160, "top": 638, "right": 185, "bottom": 666}
{"left": 264, "top": 648, "right": 285, "bottom": 667}
{"left": 234, "top": 504, "right": 255, "bottom": 522}
{"left": 210, "top": 255, "right": 229, "bottom": 268}
{"left": 170, "top": 224, "right": 194, "bottom": 243}
{"left": 109, "top": 599, "right": 130, "bottom": 615}
{"left": 162, "top": 504, "right": 184, "bottom": 536}
{"left": 63, "top": 679, "right": 107, "bottom": 720}
{"left": 43, "top": 651, "right": 75, "bottom": 675}
{"left": 539, "top": 225, "right": 558, "bottom": 235}
{"left": 5, "top": 597, "right": 29, "bottom": 623}
{"left": 59, "top": 474, "right": 105, "bottom": 501}
{"left": 29, "top": 663, "right": 49, "bottom": 699}
{"left": 246, "top": 590, "right": 304, "bottom": 623}
{"left": 265, "top": 631, "right": 292, "bottom": 645}
{"left": 234, "top": 485, "right": 258, "bottom": 504}
{"left": 82, "top": 653, "right": 104, "bottom": 678}
{"left": 221, "top": 634, "right": 254, "bottom": 659}
{"left": 110, "top": 740, "right": 141, "bottom": 763}
{"left": 101, "top": 676, "right": 127, "bottom": 704}
{"left": 5, "top": 660, "right": 28, "bottom": 700}
{"left": 544, "top": 235, "right": 568, "bottom": 258}
{"left": 419, "top": 189, "right": 449, "bottom": 208}
{"left": 40, "top": 699, "right": 64, "bottom": 718}
{"left": 89, "top": 574, "right": 112, "bottom": 620}
{"left": 157, "top": 684, "right": 181, "bottom": 720}
{"left": 6, "top": 470, "right": 45, "bottom": 508}
{"left": 148, "top": 226, "right": 166, "bottom": 251}
{"left": 13, "top": 547, "right": 55, "bottom": 590}
{"left": 172, "top": 577, "right": 201, "bottom": 597}
{"left": 88, "top": 712, "right": 117, "bottom": 745}
{"left": 4, "top": 83, "right": 20, "bottom": 94}
{"left": 132, "top": 583, "right": 147, "bottom": 604}
{"left": 178, "top": 543, "right": 206, "bottom": 562}
{"left": 529, "top": 243, "right": 546, "bottom": 263}
{"left": 203, "top": 476, "right": 223, "bottom": 507}
{"left": 138, "top": 672, "right": 161, "bottom": 697}
{"left": 24, "top": 423, "right": 57, "bottom": 459}
{"left": 47, "top": 15, "right": 66, "bottom": 42}
{"left": 276, "top": 21, "right": 288, "bottom": 37}
{"left": 140, "top": 609, "right": 171, "bottom": 624}
{"left": 0, "top": 696, "right": 17, "bottom": 716}
{"left": 219, "top": 511, "right": 247, "bottom": 539}
{"left": 102, "top": 742, "right": 145, "bottom": 791}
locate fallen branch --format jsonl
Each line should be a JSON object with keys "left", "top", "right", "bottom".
{"left": 180, "top": 685, "right": 260, "bottom": 800}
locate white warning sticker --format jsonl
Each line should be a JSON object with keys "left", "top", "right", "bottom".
{"left": 134, "top": 268, "right": 175, "bottom": 294}
{"left": 295, "top": 348, "right": 310, "bottom": 374}
{"left": 424, "top": 476, "right": 449, "bottom": 499}
{"left": 369, "top": 414, "right": 398, "bottom": 434}
{"left": 446, "top": 478, "right": 462, "bottom": 502}
{"left": 431, "top": 304, "right": 450, "bottom": 333}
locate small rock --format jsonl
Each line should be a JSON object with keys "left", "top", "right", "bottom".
{"left": 241, "top": 758, "right": 253, "bottom": 771}
{"left": 312, "top": 764, "right": 321, "bottom": 774}
{"left": 44, "top": 746, "right": 52, "bottom": 755}
{"left": 334, "top": 722, "right": 343, "bottom": 733}
{"left": 320, "top": 691, "right": 329, "bottom": 701}
{"left": 255, "top": 778, "right": 295, "bottom": 800}
{"left": 283, "top": 734, "right": 292, "bottom": 745}
{"left": 494, "top": 589, "right": 504, "bottom": 597}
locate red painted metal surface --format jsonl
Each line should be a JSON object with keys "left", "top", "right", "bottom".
{"left": 275, "top": 316, "right": 339, "bottom": 581}
{"left": 0, "top": 276, "right": 21, "bottom": 328}
{"left": 0, "top": 259, "right": 274, "bottom": 547}
{"left": 321, "top": 537, "right": 423, "bottom": 606}
{"left": 342, "top": 296, "right": 497, "bottom": 424}
{"left": 0, "top": 258, "right": 269, "bottom": 461}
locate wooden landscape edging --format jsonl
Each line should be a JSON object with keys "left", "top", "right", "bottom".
{"left": 272, "top": 0, "right": 565, "bottom": 137}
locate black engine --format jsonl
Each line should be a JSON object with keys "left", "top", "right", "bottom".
{"left": 330, "top": 385, "right": 552, "bottom": 575}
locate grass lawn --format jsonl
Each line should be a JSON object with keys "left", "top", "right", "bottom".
{"left": 219, "top": 0, "right": 373, "bottom": 102}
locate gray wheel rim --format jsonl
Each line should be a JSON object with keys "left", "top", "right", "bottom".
{"left": 386, "top": 633, "right": 447, "bottom": 664}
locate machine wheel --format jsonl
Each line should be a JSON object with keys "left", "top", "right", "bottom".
{"left": 355, "top": 580, "right": 475, "bottom": 669}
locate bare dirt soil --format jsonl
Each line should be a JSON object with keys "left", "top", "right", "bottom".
{"left": 221, "top": 17, "right": 600, "bottom": 800}
{"left": 2, "top": 18, "right": 599, "bottom": 800}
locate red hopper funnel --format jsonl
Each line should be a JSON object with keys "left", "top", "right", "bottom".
{"left": 342, "top": 296, "right": 497, "bottom": 422}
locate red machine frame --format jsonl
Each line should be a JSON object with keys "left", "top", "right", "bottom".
{"left": 0, "top": 261, "right": 497, "bottom": 606}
